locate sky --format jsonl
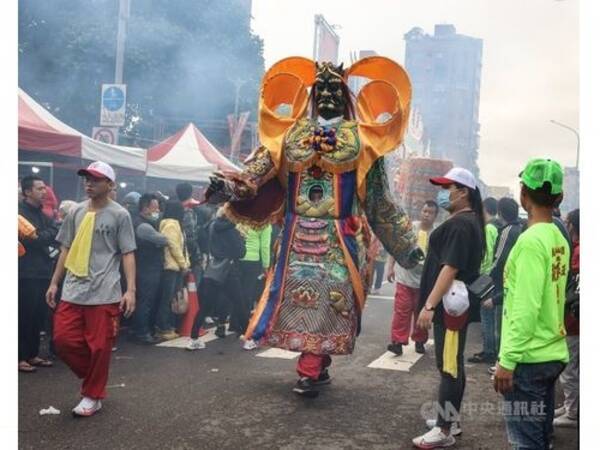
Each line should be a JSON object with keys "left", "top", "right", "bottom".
{"left": 251, "top": 0, "right": 579, "bottom": 195}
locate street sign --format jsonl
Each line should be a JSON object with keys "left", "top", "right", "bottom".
{"left": 100, "top": 84, "right": 127, "bottom": 126}
{"left": 92, "top": 127, "right": 119, "bottom": 145}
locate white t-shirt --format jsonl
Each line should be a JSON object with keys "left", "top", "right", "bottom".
{"left": 394, "top": 221, "right": 432, "bottom": 289}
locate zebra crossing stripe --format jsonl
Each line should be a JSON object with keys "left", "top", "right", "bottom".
{"left": 256, "top": 348, "right": 300, "bottom": 359}
{"left": 155, "top": 328, "right": 233, "bottom": 348}
{"left": 367, "top": 339, "right": 434, "bottom": 372}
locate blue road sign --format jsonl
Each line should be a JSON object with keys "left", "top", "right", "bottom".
{"left": 102, "top": 86, "right": 125, "bottom": 111}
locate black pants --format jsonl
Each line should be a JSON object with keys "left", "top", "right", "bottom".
{"left": 156, "top": 270, "right": 181, "bottom": 332}
{"left": 18, "top": 278, "right": 50, "bottom": 361}
{"left": 239, "top": 260, "right": 263, "bottom": 311}
{"left": 373, "top": 261, "right": 386, "bottom": 290}
{"left": 433, "top": 321, "right": 469, "bottom": 428}
{"left": 191, "top": 264, "right": 243, "bottom": 339}
{"left": 132, "top": 269, "right": 162, "bottom": 337}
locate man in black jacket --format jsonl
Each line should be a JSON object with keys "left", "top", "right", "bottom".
{"left": 18, "top": 176, "right": 59, "bottom": 373}
{"left": 131, "top": 193, "right": 168, "bottom": 344}
{"left": 486, "top": 197, "right": 522, "bottom": 374}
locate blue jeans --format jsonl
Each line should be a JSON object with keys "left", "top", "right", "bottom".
{"left": 480, "top": 304, "right": 496, "bottom": 357}
{"left": 502, "top": 361, "right": 565, "bottom": 450}
{"left": 495, "top": 303, "right": 503, "bottom": 355}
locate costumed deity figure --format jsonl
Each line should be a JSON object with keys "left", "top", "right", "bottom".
{"left": 206, "top": 56, "right": 422, "bottom": 396}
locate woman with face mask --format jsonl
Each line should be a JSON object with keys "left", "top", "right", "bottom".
{"left": 412, "top": 168, "right": 486, "bottom": 449}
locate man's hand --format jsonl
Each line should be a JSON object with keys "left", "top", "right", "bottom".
{"left": 416, "top": 308, "right": 434, "bottom": 330}
{"left": 46, "top": 283, "right": 58, "bottom": 309}
{"left": 120, "top": 290, "right": 136, "bottom": 318}
{"left": 493, "top": 363, "right": 514, "bottom": 394}
{"left": 482, "top": 298, "right": 494, "bottom": 309}
{"left": 386, "top": 271, "right": 395, "bottom": 283}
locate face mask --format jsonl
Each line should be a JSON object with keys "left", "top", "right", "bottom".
{"left": 436, "top": 189, "right": 452, "bottom": 211}
{"left": 149, "top": 212, "right": 160, "bottom": 221}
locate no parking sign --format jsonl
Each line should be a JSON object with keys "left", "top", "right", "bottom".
{"left": 100, "top": 84, "right": 126, "bottom": 127}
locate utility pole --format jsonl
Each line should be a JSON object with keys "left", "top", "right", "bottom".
{"left": 550, "top": 120, "right": 580, "bottom": 169}
{"left": 115, "top": 0, "right": 131, "bottom": 84}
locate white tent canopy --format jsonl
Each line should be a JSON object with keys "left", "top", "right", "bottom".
{"left": 19, "top": 88, "right": 147, "bottom": 171}
{"left": 146, "top": 123, "right": 239, "bottom": 182}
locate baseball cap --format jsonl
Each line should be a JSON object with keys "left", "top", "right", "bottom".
{"left": 519, "top": 158, "right": 563, "bottom": 195}
{"left": 123, "top": 191, "right": 141, "bottom": 206}
{"left": 430, "top": 167, "right": 477, "bottom": 190}
{"left": 77, "top": 161, "right": 116, "bottom": 182}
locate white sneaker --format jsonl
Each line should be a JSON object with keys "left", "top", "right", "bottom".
{"left": 243, "top": 339, "right": 258, "bottom": 351}
{"left": 554, "top": 406, "right": 566, "bottom": 417}
{"left": 426, "top": 419, "right": 462, "bottom": 436}
{"left": 185, "top": 338, "right": 206, "bottom": 351}
{"left": 553, "top": 414, "right": 578, "bottom": 428}
{"left": 72, "top": 397, "right": 102, "bottom": 417}
{"left": 412, "top": 427, "right": 456, "bottom": 449}
{"left": 205, "top": 317, "right": 215, "bottom": 325}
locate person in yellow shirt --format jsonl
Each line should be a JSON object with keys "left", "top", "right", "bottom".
{"left": 156, "top": 200, "right": 190, "bottom": 340}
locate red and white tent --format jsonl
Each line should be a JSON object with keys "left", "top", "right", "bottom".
{"left": 19, "top": 88, "right": 146, "bottom": 171}
{"left": 146, "top": 123, "right": 239, "bottom": 182}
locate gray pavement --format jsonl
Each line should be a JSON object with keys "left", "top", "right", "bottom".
{"left": 19, "top": 283, "right": 578, "bottom": 449}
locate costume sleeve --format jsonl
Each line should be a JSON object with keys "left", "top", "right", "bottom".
{"left": 498, "top": 240, "right": 545, "bottom": 371}
{"left": 219, "top": 146, "right": 286, "bottom": 228}
{"left": 223, "top": 145, "right": 278, "bottom": 201}
{"left": 364, "top": 157, "right": 416, "bottom": 268}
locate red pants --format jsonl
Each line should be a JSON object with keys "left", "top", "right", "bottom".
{"left": 296, "top": 353, "right": 332, "bottom": 380}
{"left": 391, "top": 283, "right": 428, "bottom": 344}
{"left": 53, "top": 301, "right": 120, "bottom": 399}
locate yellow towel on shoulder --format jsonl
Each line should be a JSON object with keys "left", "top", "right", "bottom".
{"left": 442, "top": 329, "right": 459, "bottom": 378}
{"left": 64, "top": 211, "right": 95, "bottom": 277}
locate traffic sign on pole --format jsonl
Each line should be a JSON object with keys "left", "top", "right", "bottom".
{"left": 100, "top": 84, "right": 127, "bottom": 127}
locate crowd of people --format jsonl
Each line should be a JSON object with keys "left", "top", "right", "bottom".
{"left": 18, "top": 161, "right": 274, "bottom": 414}
{"left": 18, "top": 155, "right": 580, "bottom": 447}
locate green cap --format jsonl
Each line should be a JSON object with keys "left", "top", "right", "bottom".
{"left": 519, "top": 158, "right": 564, "bottom": 195}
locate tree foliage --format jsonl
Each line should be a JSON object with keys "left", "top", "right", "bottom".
{"left": 19, "top": 0, "right": 264, "bottom": 146}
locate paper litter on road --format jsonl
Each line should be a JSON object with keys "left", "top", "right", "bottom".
{"left": 39, "top": 406, "right": 60, "bottom": 415}
{"left": 210, "top": 368, "right": 219, "bottom": 373}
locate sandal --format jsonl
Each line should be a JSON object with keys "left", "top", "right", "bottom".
{"left": 18, "top": 361, "right": 37, "bottom": 373}
{"left": 28, "top": 357, "right": 54, "bottom": 367}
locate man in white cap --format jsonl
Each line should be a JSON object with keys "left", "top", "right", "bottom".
{"left": 46, "top": 161, "right": 137, "bottom": 417}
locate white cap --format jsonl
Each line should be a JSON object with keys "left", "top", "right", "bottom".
{"left": 77, "top": 161, "right": 116, "bottom": 182}
{"left": 430, "top": 167, "right": 477, "bottom": 190}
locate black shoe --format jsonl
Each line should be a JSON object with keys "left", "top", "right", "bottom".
{"left": 215, "top": 325, "right": 226, "bottom": 338}
{"left": 467, "top": 353, "right": 496, "bottom": 364}
{"left": 387, "top": 343, "right": 403, "bottom": 356}
{"left": 415, "top": 342, "right": 426, "bottom": 354}
{"left": 130, "top": 333, "right": 160, "bottom": 345}
{"left": 314, "top": 369, "right": 332, "bottom": 386}
{"left": 293, "top": 377, "right": 319, "bottom": 397}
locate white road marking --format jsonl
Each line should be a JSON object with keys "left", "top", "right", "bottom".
{"left": 155, "top": 328, "right": 232, "bottom": 348}
{"left": 368, "top": 295, "right": 394, "bottom": 300}
{"left": 256, "top": 348, "right": 300, "bottom": 359}
{"left": 367, "top": 339, "right": 434, "bottom": 372}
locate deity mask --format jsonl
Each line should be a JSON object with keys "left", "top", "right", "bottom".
{"left": 314, "top": 62, "right": 346, "bottom": 120}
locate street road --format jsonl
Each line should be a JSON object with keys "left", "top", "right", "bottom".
{"left": 19, "top": 283, "right": 578, "bottom": 449}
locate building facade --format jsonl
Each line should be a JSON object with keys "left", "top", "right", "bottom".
{"left": 404, "top": 24, "right": 483, "bottom": 178}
